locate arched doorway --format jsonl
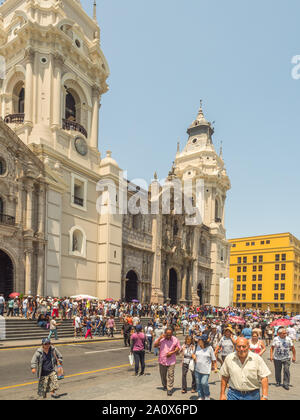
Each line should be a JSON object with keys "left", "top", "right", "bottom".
{"left": 125, "top": 270, "right": 139, "bottom": 302}
{"left": 169, "top": 268, "right": 178, "bottom": 304}
{"left": 0, "top": 250, "right": 14, "bottom": 298}
{"left": 197, "top": 283, "right": 203, "bottom": 305}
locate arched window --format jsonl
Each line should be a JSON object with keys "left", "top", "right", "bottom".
{"left": 0, "top": 197, "right": 3, "bottom": 214}
{"left": 65, "top": 92, "right": 76, "bottom": 121}
{"left": 0, "top": 158, "right": 6, "bottom": 176}
{"left": 215, "top": 198, "right": 221, "bottom": 222}
{"left": 69, "top": 226, "right": 86, "bottom": 258}
{"left": 18, "top": 88, "right": 25, "bottom": 114}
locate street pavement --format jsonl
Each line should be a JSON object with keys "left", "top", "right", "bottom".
{"left": 0, "top": 337, "right": 299, "bottom": 400}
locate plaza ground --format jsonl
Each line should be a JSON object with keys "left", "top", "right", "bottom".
{"left": 0, "top": 336, "right": 299, "bottom": 400}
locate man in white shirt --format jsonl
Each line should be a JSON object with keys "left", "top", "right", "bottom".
{"left": 74, "top": 315, "right": 82, "bottom": 338}
{"left": 286, "top": 325, "right": 297, "bottom": 343}
{"left": 270, "top": 328, "right": 296, "bottom": 390}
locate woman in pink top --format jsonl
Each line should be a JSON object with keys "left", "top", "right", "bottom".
{"left": 130, "top": 325, "right": 146, "bottom": 376}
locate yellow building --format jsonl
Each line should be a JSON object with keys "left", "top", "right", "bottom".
{"left": 229, "top": 233, "right": 300, "bottom": 315}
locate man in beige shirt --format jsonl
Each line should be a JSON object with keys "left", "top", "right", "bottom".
{"left": 219, "top": 337, "right": 271, "bottom": 400}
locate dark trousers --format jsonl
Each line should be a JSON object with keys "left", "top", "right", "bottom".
{"left": 182, "top": 363, "right": 196, "bottom": 391}
{"left": 7, "top": 308, "right": 13, "bottom": 317}
{"left": 124, "top": 334, "right": 131, "bottom": 346}
{"left": 274, "top": 359, "right": 291, "bottom": 386}
{"left": 147, "top": 336, "right": 153, "bottom": 352}
{"left": 133, "top": 350, "right": 145, "bottom": 374}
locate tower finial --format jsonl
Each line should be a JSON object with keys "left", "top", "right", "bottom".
{"left": 177, "top": 140, "right": 180, "bottom": 154}
{"left": 220, "top": 140, "right": 223, "bottom": 158}
{"left": 93, "top": 0, "right": 97, "bottom": 21}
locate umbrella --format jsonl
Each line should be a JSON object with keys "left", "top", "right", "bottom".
{"left": 292, "top": 315, "right": 300, "bottom": 321}
{"left": 105, "top": 298, "right": 114, "bottom": 302}
{"left": 206, "top": 315, "right": 214, "bottom": 318}
{"left": 132, "top": 299, "right": 139, "bottom": 303}
{"left": 70, "top": 294, "right": 99, "bottom": 300}
{"left": 270, "top": 319, "right": 293, "bottom": 327}
{"left": 228, "top": 312, "right": 236, "bottom": 316}
{"left": 9, "top": 292, "right": 20, "bottom": 298}
{"left": 228, "top": 316, "right": 246, "bottom": 325}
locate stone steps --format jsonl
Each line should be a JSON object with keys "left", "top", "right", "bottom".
{"left": 1, "top": 317, "right": 152, "bottom": 341}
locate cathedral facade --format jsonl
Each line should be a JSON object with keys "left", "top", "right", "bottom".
{"left": 0, "top": 0, "right": 231, "bottom": 306}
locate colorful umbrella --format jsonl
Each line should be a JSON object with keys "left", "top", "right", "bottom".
{"left": 105, "top": 298, "right": 114, "bottom": 302}
{"left": 270, "top": 319, "right": 293, "bottom": 327}
{"left": 132, "top": 299, "right": 139, "bottom": 303}
{"left": 9, "top": 292, "right": 20, "bottom": 298}
{"left": 70, "top": 294, "right": 99, "bottom": 300}
{"left": 292, "top": 315, "right": 300, "bottom": 321}
{"left": 228, "top": 316, "right": 246, "bottom": 325}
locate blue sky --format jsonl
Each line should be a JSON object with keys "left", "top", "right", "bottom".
{"left": 82, "top": 0, "right": 300, "bottom": 240}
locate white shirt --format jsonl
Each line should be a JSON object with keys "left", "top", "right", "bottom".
{"left": 272, "top": 336, "right": 294, "bottom": 360}
{"left": 75, "top": 317, "right": 81, "bottom": 328}
{"left": 0, "top": 296, "right": 5, "bottom": 304}
{"left": 286, "top": 327, "right": 297, "bottom": 340}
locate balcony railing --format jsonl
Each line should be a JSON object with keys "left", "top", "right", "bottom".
{"left": 62, "top": 119, "right": 88, "bottom": 138}
{"left": 4, "top": 113, "right": 25, "bottom": 124}
{"left": 0, "top": 214, "right": 16, "bottom": 226}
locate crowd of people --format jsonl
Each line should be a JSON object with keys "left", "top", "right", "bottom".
{"left": 19, "top": 294, "right": 300, "bottom": 400}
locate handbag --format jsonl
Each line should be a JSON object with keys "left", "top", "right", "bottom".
{"left": 188, "top": 358, "right": 195, "bottom": 372}
{"left": 128, "top": 353, "right": 134, "bottom": 366}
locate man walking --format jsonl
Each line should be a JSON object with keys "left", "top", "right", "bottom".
{"left": 154, "top": 327, "right": 181, "bottom": 396}
{"left": 122, "top": 319, "right": 132, "bottom": 347}
{"left": 270, "top": 328, "right": 296, "bottom": 390}
{"left": 219, "top": 337, "right": 271, "bottom": 400}
{"left": 31, "top": 338, "right": 63, "bottom": 399}
{"left": 48, "top": 316, "right": 61, "bottom": 341}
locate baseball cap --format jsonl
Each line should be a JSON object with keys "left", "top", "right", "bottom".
{"left": 198, "top": 334, "right": 209, "bottom": 341}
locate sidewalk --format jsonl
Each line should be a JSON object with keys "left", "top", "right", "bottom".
{"left": 0, "top": 334, "right": 124, "bottom": 349}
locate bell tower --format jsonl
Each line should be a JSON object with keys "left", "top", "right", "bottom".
{"left": 174, "top": 103, "right": 231, "bottom": 306}
{"left": 0, "top": 0, "right": 109, "bottom": 169}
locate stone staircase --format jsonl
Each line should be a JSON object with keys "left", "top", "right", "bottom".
{"left": 1, "top": 317, "right": 152, "bottom": 341}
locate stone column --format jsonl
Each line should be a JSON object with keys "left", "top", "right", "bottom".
{"left": 52, "top": 54, "right": 64, "bottom": 127}
{"left": 24, "top": 247, "right": 33, "bottom": 295}
{"left": 90, "top": 86, "right": 101, "bottom": 149}
{"left": 16, "top": 184, "right": 24, "bottom": 225}
{"left": 36, "top": 243, "right": 45, "bottom": 296}
{"left": 25, "top": 181, "right": 34, "bottom": 232}
{"left": 180, "top": 266, "right": 187, "bottom": 304}
{"left": 37, "top": 184, "right": 46, "bottom": 238}
{"left": 24, "top": 48, "right": 34, "bottom": 124}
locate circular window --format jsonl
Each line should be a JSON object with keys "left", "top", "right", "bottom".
{"left": 0, "top": 158, "right": 7, "bottom": 176}
{"left": 75, "top": 39, "right": 81, "bottom": 48}
{"left": 192, "top": 138, "right": 197, "bottom": 144}
{"left": 40, "top": 57, "right": 48, "bottom": 64}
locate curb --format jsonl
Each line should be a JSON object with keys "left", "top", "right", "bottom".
{"left": 0, "top": 335, "right": 124, "bottom": 350}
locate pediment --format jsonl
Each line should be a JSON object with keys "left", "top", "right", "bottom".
{"left": 0, "top": 119, "right": 44, "bottom": 180}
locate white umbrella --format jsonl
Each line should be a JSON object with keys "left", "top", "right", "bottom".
{"left": 70, "top": 294, "right": 99, "bottom": 300}
{"left": 292, "top": 315, "right": 300, "bottom": 321}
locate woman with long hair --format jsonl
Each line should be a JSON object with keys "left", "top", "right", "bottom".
{"left": 180, "top": 335, "right": 196, "bottom": 394}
